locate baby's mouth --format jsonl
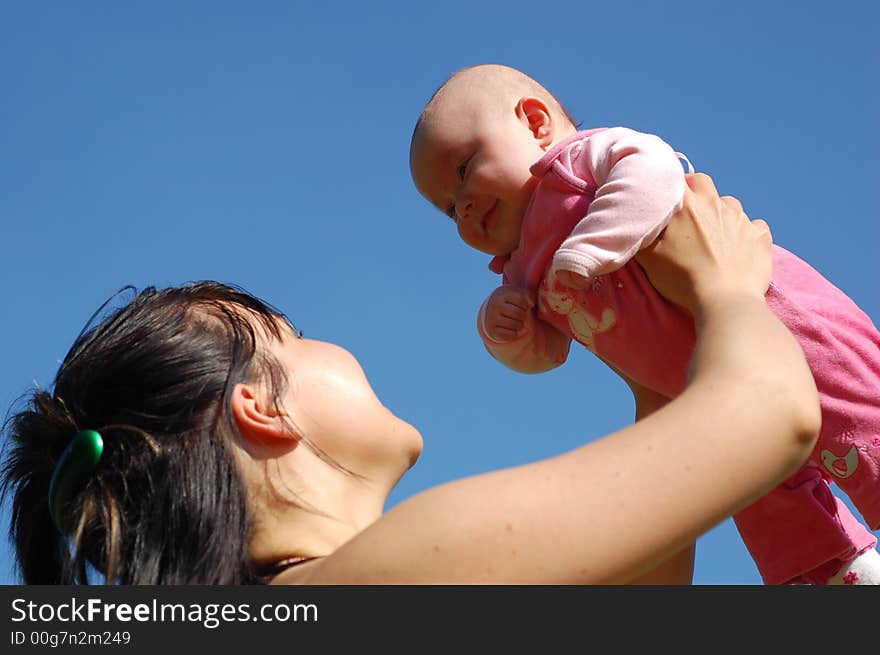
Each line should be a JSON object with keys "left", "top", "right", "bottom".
{"left": 482, "top": 201, "right": 499, "bottom": 233}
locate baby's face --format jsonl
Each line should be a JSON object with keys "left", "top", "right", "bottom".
{"left": 410, "top": 91, "right": 547, "bottom": 257}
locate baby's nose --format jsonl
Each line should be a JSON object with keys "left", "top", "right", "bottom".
{"left": 454, "top": 196, "right": 475, "bottom": 221}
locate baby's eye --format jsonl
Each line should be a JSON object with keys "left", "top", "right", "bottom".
{"left": 457, "top": 162, "right": 468, "bottom": 179}
{"left": 446, "top": 205, "right": 457, "bottom": 221}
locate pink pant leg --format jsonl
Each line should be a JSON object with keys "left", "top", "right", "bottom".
{"left": 812, "top": 418, "right": 880, "bottom": 530}
{"left": 733, "top": 465, "right": 877, "bottom": 585}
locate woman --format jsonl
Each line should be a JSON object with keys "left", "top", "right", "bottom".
{"left": 1, "top": 174, "right": 820, "bottom": 584}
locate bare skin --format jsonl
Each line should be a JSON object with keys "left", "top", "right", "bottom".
{"left": 230, "top": 174, "right": 820, "bottom": 585}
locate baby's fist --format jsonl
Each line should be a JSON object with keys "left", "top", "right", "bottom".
{"left": 482, "top": 285, "right": 536, "bottom": 343}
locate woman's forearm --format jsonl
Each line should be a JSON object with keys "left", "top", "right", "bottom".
{"left": 585, "top": 293, "right": 820, "bottom": 581}
{"left": 689, "top": 293, "right": 821, "bottom": 450}
{"left": 317, "top": 293, "right": 819, "bottom": 585}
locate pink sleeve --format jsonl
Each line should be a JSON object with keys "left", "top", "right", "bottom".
{"left": 549, "top": 127, "right": 686, "bottom": 280}
{"left": 477, "top": 297, "right": 572, "bottom": 375}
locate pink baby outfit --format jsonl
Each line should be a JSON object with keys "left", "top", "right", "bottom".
{"left": 479, "top": 127, "right": 880, "bottom": 584}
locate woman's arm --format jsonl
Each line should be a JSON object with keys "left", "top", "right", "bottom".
{"left": 306, "top": 175, "right": 820, "bottom": 584}
{"left": 626, "top": 544, "right": 695, "bottom": 585}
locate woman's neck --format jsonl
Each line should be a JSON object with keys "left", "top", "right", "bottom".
{"left": 249, "top": 492, "right": 385, "bottom": 566}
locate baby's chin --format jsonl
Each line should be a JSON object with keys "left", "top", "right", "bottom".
{"left": 486, "top": 245, "right": 516, "bottom": 256}
{"left": 484, "top": 232, "right": 522, "bottom": 257}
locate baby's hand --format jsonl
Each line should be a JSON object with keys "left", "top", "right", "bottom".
{"left": 484, "top": 285, "right": 536, "bottom": 342}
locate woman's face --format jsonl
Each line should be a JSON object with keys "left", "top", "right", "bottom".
{"left": 268, "top": 327, "right": 423, "bottom": 488}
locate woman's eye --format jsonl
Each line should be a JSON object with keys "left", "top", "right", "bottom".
{"left": 446, "top": 205, "right": 457, "bottom": 221}
{"left": 457, "top": 160, "right": 469, "bottom": 180}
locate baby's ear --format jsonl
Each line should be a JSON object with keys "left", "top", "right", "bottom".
{"left": 516, "top": 97, "right": 554, "bottom": 148}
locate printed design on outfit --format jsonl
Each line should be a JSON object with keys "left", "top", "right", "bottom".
{"left": 820, "top": 446, "right": 859, "bottom": 479}
{"left": 843, "top": 571, "right": 859, "bottom": 585}
{"left": 543, "top": 286, "right": 615, "bottom": 351}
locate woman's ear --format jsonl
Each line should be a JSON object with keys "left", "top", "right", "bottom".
{"left": 231, "top": 382, "right": 298, "bottom": 446}
{"left": 515, "top": 97, "right": 554, "bottom": 149}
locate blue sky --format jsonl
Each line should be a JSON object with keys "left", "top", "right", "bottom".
{"left": 1, "top": 1, "right": 877, "bottom": 585}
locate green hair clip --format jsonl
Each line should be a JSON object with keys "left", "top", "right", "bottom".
{"left": 48, "top": 429, "right": 104, "bottom": 533}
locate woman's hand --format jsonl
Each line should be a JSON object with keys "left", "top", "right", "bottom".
{"left": 635, "top": 173, "right": 773, "bottom": 319}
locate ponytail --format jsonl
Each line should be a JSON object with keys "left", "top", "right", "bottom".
{"left": 2, "top": 282, "right": 294, "bottom": 584}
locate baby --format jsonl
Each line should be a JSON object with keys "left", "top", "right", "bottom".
{"left": 409, "top": 64, "right": 880, "bottom": 585}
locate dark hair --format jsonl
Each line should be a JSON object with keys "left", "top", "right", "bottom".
{"left": 1, "top": 281, "right": 296, "bottom": 584}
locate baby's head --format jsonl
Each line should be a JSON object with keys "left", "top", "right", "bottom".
{"left": 410, "top": 64, "right": 577, "bottom": 257}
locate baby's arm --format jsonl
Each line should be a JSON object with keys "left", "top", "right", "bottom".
{"left": 551, "top": 127, "right": 686, "bottom": 287}
{"left": 477, "top": 285, "right": 572, "bottom": 374}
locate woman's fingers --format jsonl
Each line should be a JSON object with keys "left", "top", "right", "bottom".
{"left": 635, "top": 173, "right": 774, "bottom": 316}
{"left": 685, "top": 171, "right": 718, "bottom": 195}
{"left": 752, "top": 218, "right": 771, "bottom": 242}
{"left": 721, "top": 194, "right": 743, "bottom": 213}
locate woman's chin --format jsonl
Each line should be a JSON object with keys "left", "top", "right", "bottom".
{"left": 398, "top": 420, "right": 424, "bottom": 469}
{"left": 384, "top": 412, "right": 423, "bottom": 471}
